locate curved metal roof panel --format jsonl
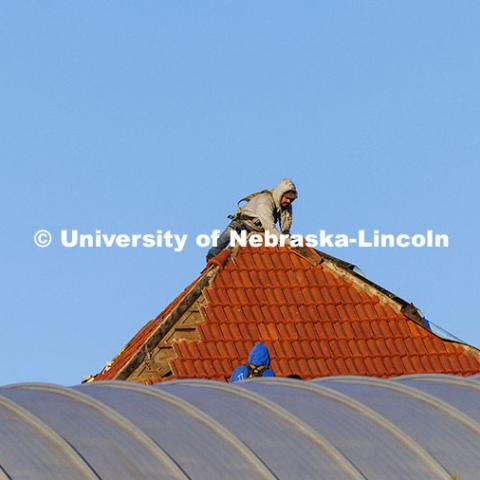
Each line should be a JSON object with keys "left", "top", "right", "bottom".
{"left": 1, "top": 375, "right": 479, "bottom": 480}
{"left": 0, "top": 384, "right": 183, "bottom": 480}
{"left": 160, "top": 380, "right": 358, "bottom": 480}
{"left": 0, "top": 394, "right": 96, "bottom": 480}
{"left": 75, "top": 382, "right": 272, "bottom": 480}
{"left": 395, "top": 374, "right": 480, "bottom": 422}
{"left": 316, "top": 375, "right": 480, "bottom": 479}
{"left": 240, "top": 379, "right": 447, "bottom": 480}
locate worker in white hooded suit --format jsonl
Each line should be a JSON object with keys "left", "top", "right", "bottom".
{"left": 206, "top": 178, "right": 298, "bottom": 260}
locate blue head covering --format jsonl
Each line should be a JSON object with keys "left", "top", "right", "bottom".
{"left": 248, "top": 343, "right": 271, "bottom": 367}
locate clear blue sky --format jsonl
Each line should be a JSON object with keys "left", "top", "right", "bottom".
{"left": 1, "top": 2, "right": 479, "bottom": 386}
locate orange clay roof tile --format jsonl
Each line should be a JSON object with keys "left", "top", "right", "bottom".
{"left": 94, "top": 246, "right": 480, "bottom": 382}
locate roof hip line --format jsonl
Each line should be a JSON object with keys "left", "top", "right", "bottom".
{"left": 116, "top": 264, "right": 222, "bottom": 380}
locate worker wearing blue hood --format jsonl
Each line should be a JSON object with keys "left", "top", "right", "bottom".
{"left": 230, "top": 343, "right": 276, "bottom": 383}
{"left": 207, "top": 178, "right": 298, "bottom": 261}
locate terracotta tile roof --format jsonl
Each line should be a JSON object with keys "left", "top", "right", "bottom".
{"left": 94, "top": 271, "right": 208, "bottom": 381}
{"left": 93, "top": 246, "right": 480, "bottom": 383}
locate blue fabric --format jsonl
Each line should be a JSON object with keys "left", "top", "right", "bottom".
{"left": 229, "top": 343, "right": 276, "bottom": 383}
{"left": 229, "top": 365, "right": 276, "bottom": 383}
{"left": 229, "top": 365, "right": 249, "bottom": 383}
{"left": 248, "top": 343, "right": 271, "bottom": 366}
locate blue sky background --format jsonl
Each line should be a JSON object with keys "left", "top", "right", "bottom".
{"left": 1, "top": 2, "right": 479, "bottom": 386}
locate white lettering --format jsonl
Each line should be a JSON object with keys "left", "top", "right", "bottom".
{"left": 54, "top": 229, "right": 450, "bottom": 251}
{"left": 411, "top": 234, "right": 426, "bottom": 248}
{"left": 304, "top": 234, "right": 318, "bottom": 247}
{"left": 79, "top": 234, "right": 94, "bottom": 248}
{"left": 196, "top": 234, "right": 211, "bottom": 248}
{"left": 174, "top": 234, "right": 188, "bottom": 252}
{"left": 396, "top": 234, "right": 410, "bottom": 248}
{"left": 290, "top": 234, "right": 304, "bottom": 247}
{"left": 210, "top": 229, "right": 221, "bottom": 247}
{"left": 358, "top": 229, "right": 372, "bottom": 247}
{"left": 249, "top": 234, "right": 263, "bottom": 247}
{"left": 130, "top": 234, "right": 142, "bottom": 247}
{"left": 102, "top": 233, "right": 116, "bottom": 248}
{"left": 228, "top": 230, "right": 248, "bottom": 247}
{"left": 318, "top": 230, "right": 334, "bottom": 247}
{"left": 143, "top": 234, "right": 156, "bottom": 247}
{"left": 116, "top": 234, "right": 130, "bottom": 247}
{"left": 435, "top": 233, "right": 449, "bottom": 247}
{"left": 335, "top": 234, "right": 349, "bottom": 247}
{"left": 264, "top": 231, "right": 279, "bottom": 247}
{"left": 61, "top": 229, "right": 78, "bottom": 247}
{"left": 381, "top": 233, "right": 395, "bottom": 248}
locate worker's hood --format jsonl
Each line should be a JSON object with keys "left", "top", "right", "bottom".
{"left": 248, "top": 343, "right": 271, "bottom": 367}
{"left": 271, "top": 178, "right": 298, "bottom": 208}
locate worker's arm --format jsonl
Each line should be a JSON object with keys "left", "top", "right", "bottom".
{"left": 255, "top": 197, "right": 282, "bottom": 237}
{"left": 279, "top": 205, "right": 293, "bottom": 234}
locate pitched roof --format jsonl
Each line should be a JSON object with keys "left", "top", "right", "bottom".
{"left": 92, "top": 246, "right": 480, "bottom": 383}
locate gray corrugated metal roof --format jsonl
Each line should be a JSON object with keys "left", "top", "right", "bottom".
{"left": 1, "top": 375, "right": 479, "bottom": 479}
